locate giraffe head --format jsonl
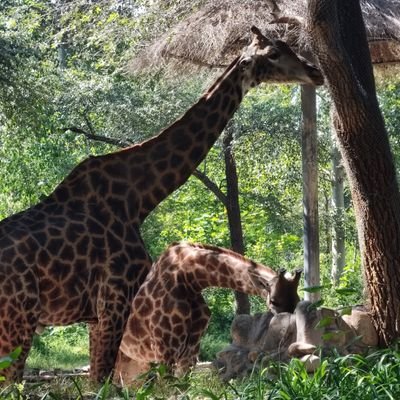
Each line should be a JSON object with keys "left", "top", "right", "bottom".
{"left": 268, "top": 268, "right": 302, "bottom": 314}
{"left": 249, "top": 265, "right": 302, "bottom": 314}
{"left": 239, "top": 26, "right": 323, "bottom": 89}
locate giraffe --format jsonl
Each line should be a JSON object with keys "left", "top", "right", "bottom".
{"left": 0, "top": 26, "right": 322, "bottom": 383}
{"left": 113, "top": 241, "right": 302, "bottom": 386}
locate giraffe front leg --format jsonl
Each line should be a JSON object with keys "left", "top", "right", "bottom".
{"left": 0, "top": 297, "right": 39, "bottom": 383}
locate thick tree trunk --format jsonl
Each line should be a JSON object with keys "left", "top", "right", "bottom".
{"left": 331, "top": 132, "right": 345, "bottom": 285}
{"left": 307, "top": 0, "right": 400, "bottom": 344}
{"left": 301, "top": 85, "right": 320, "bottom": 302}
{"left": 223, "top": 126, "right": 250, "bottom": 315}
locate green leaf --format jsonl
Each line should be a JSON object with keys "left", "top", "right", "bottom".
{"left": 9, "top": 346, "right": 22, "bottom": 361}
{"left": 339, "top": 306, "right": 353, "bottom": 316}
{"left": 335, "top": 287, "right": 358, "bottom": 295}
{"left": 0, "top": 359, "right": 12, "bottom": 370}
{"left": 307, "top": 299, "right": 325, "bottom": 311}
{"left": 301, "top": 285, "right": 330, "bottom": 293}
{"left": 315, "top": 316, "right": 334, "bottom": 329}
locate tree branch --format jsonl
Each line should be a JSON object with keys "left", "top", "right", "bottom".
{"left": 62, "top": 126, "right": 133, "bottom": 148}
{"left": 192, "top": 169, "right": 227, "bottom": 207}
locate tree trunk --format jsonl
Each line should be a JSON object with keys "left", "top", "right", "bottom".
{"left": 301, "top": 85, "right": 320, "bottom": 302}
{"left": 331, "top": 128, "right": 345, "bottom": 285}
{"left": 307, "top": 0, "right": 400, "bottom": 345}
{"left": 223, "top": 125, "right": 250, "bottom": 315}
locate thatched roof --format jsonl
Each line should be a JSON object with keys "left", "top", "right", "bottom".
{"left": 131, "top": 0, "right": 400, "bottom": 74}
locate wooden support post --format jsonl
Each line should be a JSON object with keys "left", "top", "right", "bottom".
{"left": 331, "top": 132, "right": 346, "bottom": 285}
{"left": 301, "top": 85, "right": 320, "bottom": 302}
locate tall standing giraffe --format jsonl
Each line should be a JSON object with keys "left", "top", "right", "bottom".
{"left": 0, "top": 26, "right": 322, "bottom": 382}
{"left": 113, "top": 241, "right": 302, "bottom": 386}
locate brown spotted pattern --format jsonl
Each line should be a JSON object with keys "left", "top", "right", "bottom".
{"left": 113, "top": 242, "right": 302, "bottom": 385}
{"left": 0, "top": 26, "right": 321, "bottom": 383}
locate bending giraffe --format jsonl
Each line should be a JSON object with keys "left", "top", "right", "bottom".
{"left": 0, "top": 26, "right": 322, "bottom": 382}
{"left": 113, "top": 242, "right": 302, "bottom": 386}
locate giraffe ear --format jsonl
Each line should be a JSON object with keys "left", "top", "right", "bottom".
{"left": 250, "top": 26, "right": 273, "bottom": 48}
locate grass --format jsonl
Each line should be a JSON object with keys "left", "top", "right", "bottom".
{"left": 26, "top": 324, "right": 89, "bottom": 371}
{"left": 2, "top": 346, "right": 400, "bottom": 399}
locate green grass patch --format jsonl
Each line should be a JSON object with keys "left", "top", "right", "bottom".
{"left": 1, "top": 347, "right": 398, "bottom": 399}
{"left": 26, "top": 324, "right": 89, "bottom": 371}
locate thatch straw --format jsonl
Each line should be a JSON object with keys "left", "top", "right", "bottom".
{"left": 130, "top": 0, "right": 400, "bottom": 74}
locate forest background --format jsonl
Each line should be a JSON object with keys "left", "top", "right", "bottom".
{"left": 1, "top": 0, "right": 399, "bottom": 370}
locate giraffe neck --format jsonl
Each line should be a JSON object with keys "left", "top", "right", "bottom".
{"left": 129, "top": 57, "right": 246, "bottom": 221}
{"left": 44, "top": 58, "right": 246, "bottom": 225}
{"left": 159, "top": 242, "right": 276, "bottom": 295}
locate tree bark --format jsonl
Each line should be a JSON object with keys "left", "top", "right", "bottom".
{"left": 307, "top": 0, "right": 400, "bottom": 345}
{"left": 223, "top": 125, "right": 250, "bottom": 315}
{"left": 301, "top": 85, "right": 320, "bottom": 302}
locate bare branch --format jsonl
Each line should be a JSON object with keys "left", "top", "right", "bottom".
{"left": 62, "top": 126, "right": 133, "bottom": 148}
{"left": 192, "top": 169, "right": 227, "bottom": 207}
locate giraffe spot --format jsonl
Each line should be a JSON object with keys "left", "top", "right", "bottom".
{"left": 30, "top": 220, "right": 46, "bottom": 233}
{"left": 110, "top": 254, "right": 128, "bottom": 275}
{"left": 37, "top": 249, "right": 50, "bottom": 267}
{"left": 0, "top": 234, "right": 13, "bottom": 248}
{"left": 107, "top": 197, "right": 127, "bottom": 221}
{"left": 90, "top": 203, "right": 112, "bottom": 226}
{"left": 111, "top": 181, "right": 127, "bottom": 196}
{"left": 170, "top": 154, "right": 184, "bottom": 168}
{"left": 66, "top": 223, "right": 84, "bottom": 243}
{"left": 170, "top": 129, "right": 192, "bottom": 151}
{"left": 174, "top": 323, "right": 185, "bottom": 336}
{"left": 90, "top": 171, "right": 110, "bottom": 196}
{"left": 219, "top": 262, "right": 229, "bottom": 277}
{"left": 49, "top": 296, "right": 67, "bottom": 312}
{"left": 130, "top": 165, "right": 143, "bottom": 180}
{"left": 106, "top": 231, "right": 123, "bottom": 252}
{"left": 154, "top": 327, "right": 163, "bottom": 337}
{"left": 160, "top": 316, "right": 171, "bottom": 331}
{"left": 68, "top": 199, "right": 85, "bottom": 215}
{"left": 90, "top": 246, "right": 106, "bottom": 264}
{"left": 77, "top": 236, "right": 90, "bottom": 256}
{"left": 194, "top": 129, "right": 207, "bottom": 143}
{"left": 71, "top": 177, "right": 90, "bottom": 197}
{"left": 137, "top": 173, "right": 155, "bottom": 191}
{"left": 155, "top": 160, "right": 168, "bottom": 171}
{"left": 104, "top": 162, "right": 127, "bottom": 179}
{"left": 171, "top": 337, "right": 180, "bottom": 348}
{"left": 206, "top": 112, "right": 219, "bottom": 129}
{"left": 87, "top": 218, "right": 105, "bottom": 235}
{"left": 161, "top": 173, "right": 176, "bottom": 192}
{"left": 193, "top": 107, "right": 207, "bottom": 119}
{"left": 16, "top": 241, "right": 30, "bottom": 256}
{"left": 49, "top": 259, "right": 71, "bottom": 280}
{"left": 92, "top": 236, "right": 105, "bottom": 249}
{"left": 142, "top": 194, "right": 154, "bottom": 212}
{"left": 152, "top": 187, "right": 166, "bottom": 203}
{"left": 47, "top": 238, "right": 64, "bottom": 256}
{"left": 151, "top": 143, "right": 169, "bottom": 159}
{"left": 209, "top": 93, "right": 221, "bottom": 109}
{"left": 2, "top": 247, "right": 16, "bottom": 263}
{"left": 59, "top": 244, "right": 75, "bottom": 262}
{"left": 189, "top": 121, "right": 203, "bottom": 134}
{"left": 137, "top": 299, "right": 153, "bottom": 317}
{"left": 54, "top": 186, "right": 70, "bottom": 203}
{"left": 42, "top": 202, "right": 62, "bottom": 216}
{"left": 189, "top": 146, "right": 203, "bottom": 164}
{"left": 177, "top": 301, "right": 190, "bottom": 315}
